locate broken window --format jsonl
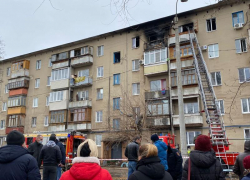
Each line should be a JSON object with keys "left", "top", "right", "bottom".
{"left": 210, "top": 72, "right": 222, "bottom": 86}
{"left": 235, "top": 38, "right": 247, "bottom": 53}
{"left": 179, "top": 23, "right": 194, "bottom": 33}
{"left": 207, "top": 18, "right": 216, "bottom": 31}
{"left": 113, "top": 52, "right": 120, "bottom": 63}
{"left": 132, "top": 37, "right": 140, "bottom": 48}
{"left": 75, "top": 49, "right": 81, "bottom": 56}
{"left": 149, "top": 35, "right": 157, "bottom": 42}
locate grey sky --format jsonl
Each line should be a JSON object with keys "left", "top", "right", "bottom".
{"left": 0, "top": 0, "right": 215, "bottom": 59}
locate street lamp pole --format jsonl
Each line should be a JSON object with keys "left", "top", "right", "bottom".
{"left": 174, "top": 0, "right": 188, "bottom": 157}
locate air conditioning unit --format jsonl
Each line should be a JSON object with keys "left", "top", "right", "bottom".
{"left": 234, "top": 23, "right": 244, "bottom": 29}
{"left": 201, "top": 45, "right": 208, "bottom": 51}
{"left": 139, "top": 60, "right": 144, "bottom": 65}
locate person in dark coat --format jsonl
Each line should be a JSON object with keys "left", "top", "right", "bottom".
{"left": 0, "top": 130, "right": 41, "bottom": 180}
{"left": 40, "top": 134, "right": 62, "bottom": 180}
{"left": 242, "top": 155, "right": 250, "bottom": 180}
{"left": 28, "top": 134, "right": 43, "bottom": 165}
{"left": 151, "top": 134, "right": 168, "bottom": 171}
{"left": 167, "top": 145, "right": 183, "bottom": 180}
{"left": 234, "top": 141, "right": 250, "bottom": 180}
{"left": 129, "top": 144, "right": 173, "bottom": 180}
{"left": 182, "top": 135, "right": 225, "bottom": 180}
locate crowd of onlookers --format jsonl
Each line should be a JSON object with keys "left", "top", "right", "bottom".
{"left": 0, "top": 130, "right": 250, "bottom": 180}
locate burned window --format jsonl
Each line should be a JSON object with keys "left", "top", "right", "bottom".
{"left": 207, "top": 18, "right": 216, "bottom": 31}
{"left": 132, "top": 37, "right": 140, "bottom": 48}
{"left": 179, "top": 23, "right": 194, "bottom": 33}
{"left": 75, "top": 49, "right": 81, "bottom": 56}
{"left": 113, "top": 52, "right": 120, "bottom": 63}
{"left": 149, "top": 35, "right": 157, "bottom": 42}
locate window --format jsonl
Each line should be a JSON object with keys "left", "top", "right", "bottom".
{"left": 50, "top": 110, "right": 65, "bottom": 123}
{"left": 114, "top": 52, "right": 121, "bottom": 63}
{"left": 7, "top": 67, "right": 11, "bottom": 76}
{"left": 97, "top": 67, "right": 104, "bottom": 77}
{"left": 0, "top": 120, "right": 5, "bottom": 129}
{"left": 78, "top": 69, "right": 89, "bottom": 77}
{"left": 77, "top": 91, "right": 89, "bottom": 101}
{"left": 98, "top": 45, "right": 104, "bottom": 56}
{"left": 51, "top": 68, "right": 69, "bottom": 81}
{"left": 51, "top": 52, "right": 68, "bottom": 62}
{"left": 172, "top": 45, "right": 192, "bottom": 59}
{"left": 208, "top": 44, "right": 219, "bottom": 58}
{"left": 113, "top": 74, "right": 120, "bottom": 85}
{"left": 178, "top": 23, "right": 194, "bottom": 33}
{"left": 133, "top": 107, "right": 140, "bottom": 122}
{"left": 238, "top": 68, "right": 250, "bottom": 83}
{"left": 187, "top": 131, "right": 201, "bottom": 145}
{"left": 147, "top": 100, "right": 169, "bottom": 115}
{"left": 132, "top": 60, "right": 140, "bottom": 71}
{"left": 35, "top": 79, "right": 40, "bottom": 88}
{"left": 244, "top": 129, "right": 250, "bottom": 139}
{"left": 235, "top": 39, "right": 247, "bottom": 53}
{"left": 5, "top": 85, "right": 9, "bottom": 94}
{"left": 8, "top": 96, "right": 26, "bottom": 107}
{"left": 113, "top": 98, "right": 120, "bottom": 110}
{"left": 144, "top": 48, "right": 167, "bottom": 65}
{"left": 150, "top": 79, "right": 166, "bottom": 91}
{"left": 218, "top": 100, "right": 225, "bottom": 115}
{"left": 44, "top": 116, "right": 49, "bottom": 126}
{"left": 49, "top": 91, "right": 63, "bottom": 102}
{"left": 96, "top": 111, "right": 103, "bottom": 122}
{"left": 47, "top": 76, "right": 51, "bottom": 86}
{"left": 132, "top": 83, "right": 140, "bottom": 95}
{"left": 132, "top": 37, "right": 140, "bottom": 48}
{"left": 71, "top": 109, "right": 86, "bottom": 121}
{"left": 210, "top": 72, "right": 222, "bottom": 86}
{"left": 97, "top": 88, "right": 103, "bottom": 100}
{"left": 206, "top": 18, "right": 216, "bottom": 31}
{"left": 46, "top": 96, "right": 50, "bottom": 106}
{"left": 36, "top": 60, "right": 41, "bottom": 70}
{"left": 113, "top": 119, "right": 120, "bottom": 130}
{"left": 81, "top": 46, "right": 89, "bottom": 55}
{"left": 32, "top": 117, "right": 37, "bottom": 127}
{"left": 95, "top": 135, "right": 102, "bottom": 146}
{"left": 232, "top": 11, "right": 244, "bottom": 26}
{"left": 184, "top": 102, "right": 199, "bottom": 114}
{"left": 2, "top": 102, "right": 7, "bottom": 111}
{"left": 241, "top": 98, "right": 250, "bottom": 113}
{"left": 48, "top": 58, "right": 52, "bottom": 67}
{"left": 33, "top": 98, "right": 38, "bottom": 107}
{"left": 171, "top": 69, "right": 196, "bottom": 86}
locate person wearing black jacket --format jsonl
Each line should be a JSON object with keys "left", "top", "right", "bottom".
{"left": 28, "top": 134, "right": 43, "bottom": 165}
{"left": 40, "top": 134, "right": 62, "bottom": 180}
{"left": 0, "top": 130, "right": 41, "bottom": 180}
{"left": 129, "top": 144, "right": 173, "bottom": 180}
{"left": 167, "top": 145, "right": 182, "bottom": 180}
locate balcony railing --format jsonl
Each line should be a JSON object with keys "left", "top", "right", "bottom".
{"left": 50, "top": 79, "right": 69, "bottom": 90}
{"left": 7, "top": 77, "right": 29, "bottom": 90}
{"left": 70, "top": 77, "right": 93, "bottom": 88}
{"left": 168, "top": 32, "right": 195, "bottom": 45}
{"left": 67, "top": 123, "right": 91, "bottom": 131}
{"left": 146, "top": 117, "right": 170, "bottom": 126}
{"left": 71, "top": 55, "right": 93, "bottom": 67}
{"left": 69, "top": 100, "right": 92, "bottom": 109}
{"left": 172, "top": 115, "right": 203, "bottom": 126}
{"left": 144, "top": 39, "right": 167, "bottom": 51}
{"left": 145, "top": 90, "right": 169, "bottom": 100}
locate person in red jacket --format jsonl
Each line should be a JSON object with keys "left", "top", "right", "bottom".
{"left": 60, "top": 139, "right": 112, "bottom": 180}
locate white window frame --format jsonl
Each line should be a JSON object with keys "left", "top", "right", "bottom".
{"left": 35, "top": 78, "right": 40, "bottom": 88}
{"left": 97, "top": 88, "right": 103, "bottom": 100}
{"left": 132, "top": 59, "right": 140, "bottom": 71}
{"left": 244, "top": 129, "right": 250, "bottom": 140}
{"left": 217, "top": 100, "right": 225, "bottom": 115}
{"left": 235, "top": 38, "right": 247, "bottom": 53}
{"left": 5, "top": 85, "right": 9, "bottom": 94}
{"left": 0, "top": 120, "right": 5, "bottom": 129}
{"left": 7, "top": 67, "right": 11, "bottom": 76}
{"left": 208, "top": 44, "right": 219, "bottom": 58}
{"left": 206, "top": 18, "right": 216, "bottom": 32}
{"left": 95, "top": 135, "right": 102, "bottom": 146}
{"left": 44, "top": 116, "right": 49, "bottom": 126}
{"left": 96, "top": 111, "right": 103, "bottom": 122}
{"left": 97, "top": 45, "right": 104, "bottom": 56}
{"left": 77, "top": 90, "right": 89, "bottom": 101}
{"left": 36, "top": 60, "right": 41, "bottom": 70}
{"left": 33, "top": 98, "right": 38, "bottom": 108}
{"left": 132, "top": 37, "right": 140, "bottom": 49}
{"left": 241, "top": 98, "right": 250, "bottom": 114}
{"left": 187, "top": 131, "right": 201, "bottom": 146}
{"left": 144, "top": 48, "right": 167, "bottom": 65}
{"left": 32, "top": 117, "right": 37, "bottom": 127}
{"left": 47, "top": 76, "right": 51, "bottom": 86}
{"left": 184, "top": 102, "right": 199, "bottom": 114}
{"left": 46, "top": 96, "right": 50, "bottom": 106}
{"left": 2, "top": 102, "right": 7, "bottom": 111}
{"left": 210, "top": 72, "right": 222, "bottom": 86}
{"left": 238, "top": 68, "right": 250, "bottom": 83}
{"left": 132, "top": 83, "right": 140, "bottom": 95}
{"left": 150, "top": 79, "right": 166, "bottom": 92}
{"left": 48, "top": 58, "right": 52, "bottom": 67}
{"left": 51, "top": 68, "right": 69, "bottom": 81}
{"left": 97, "top": 66, "right": 104, "bottom": 78}
{"left": 49, "top": 91, "right": 64, "bottom": 103}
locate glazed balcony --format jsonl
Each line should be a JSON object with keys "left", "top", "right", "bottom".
{"left": 67, "top": 122, "right": 91, "bottom": 131}
{"left": 11, "top": 60, "right": 30, "bottom": 79}
{"left": 49, "top": 90, "right": 69, "bottom": 111}
{"left": 71, "top": 55, "right": 93, "bottom": 68}
{"left": 6, "top": 115, "right": 25, "bottom": 134}
{"left": 172, "top": 114, "right": 203, "bottom": 127}
{"left": 9, "top": 88, "right": 28, "bottom": 97}
{"left": 7, "top": 77, "right": 29, "bottom": 90}
{"left": 144, "top": 63, "right": 168, "bottom": 76}
{"left": 69, "top": 100, "right": 92, "bottom": 109}
{"left": 7, "top": 107, "right": 26, "bottom": 115}
{"left": 50, "top": 79, "right": 69, "bottom": 90}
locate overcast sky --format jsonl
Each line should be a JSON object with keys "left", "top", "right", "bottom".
{"left": 0, "top": 0, "right": 216, "bottom": 59}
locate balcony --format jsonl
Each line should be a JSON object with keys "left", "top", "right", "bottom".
{"left": 170, "top": 59, "right": 194, "bottom": 70}
{"left": 7, "top": 107, "right": 26, "bottom": 115}
{"left": 49, "top": 91, "right": 69, "bottom": 111}
{"left": 144, "top": 63, "right": 168, "bottom": 76}
{"left": 11, "top": 69, "right": 29, "bottom": 79}
{"left": 70, "top": 77, "right": 93, "bottom": 88}
{"left": 6, "top": 127, "right": 24, "bottom": 134}
{"left": 145, "top": 90, "right": 169, "bottom": 100}
{"left": 172, "top": 87, "right": 199, "bottom": 97}
{"left": 48, "top": 125, "right": 66, "bottom": 132}
{"left": 71, "top": 55, "right": 93, "bottom": 68}
{"left": 146, "top": 117, "right": 170, "bottom": 127}
{"left": 52, "top": 61, "right": 69, "bottom": 70}
{"left": 168, "top": 32, "right": 195, "bottom": 45}
{"left": 68, "top": 122, "right": 91, "bottom": 131}
{"left": 173, "top": 114, "right": 203, "bottom": 127}
{"left": 9, "top": 88, "right": 28, "bottom": 97}
{"left": 144, "top": 39, "right": 168, "bottom": 51}
{"left": 69, "top": 100, "right": 92, "bottom": 109}
{"left": 7, "top": 77, "right": 29, "bottom": 90}
{"left": 51, "top": 79, "right": 69, "bottom": 90}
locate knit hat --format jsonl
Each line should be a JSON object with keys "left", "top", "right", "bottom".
{"left": 7, "top": 130, "right": 25, "bottom": 146}
{"left": 49, "top": 134, "right": 56, "bottom": 142}
{"left": 77, "top": 139, "right": 98, "bottom": 157}
{"left": 243, "top": 155, "right": 250, "bottom": 169}
{"left": 151, "top": 134, "right": 159, "bottom": 142}
{"left": 195, "top": 135, "right": 211, "bottom": 152}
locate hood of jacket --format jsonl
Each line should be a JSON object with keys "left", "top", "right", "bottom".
{"left": 136, "top": 156, "right": 165, "bottom": 179}
{"left": 245, "top": 141, "right": 250, "bottom": 152}
{"left": 47, "top": 140, "right": 56, "bottom": 147}
{"left": 69, "top": 157, "right": 101, "bottom": 180}
{"left": 0, "top": 145, "right": 28, "bottom": 163}
{"left": 190, "top": 150, "right": 216, "bottom": 168}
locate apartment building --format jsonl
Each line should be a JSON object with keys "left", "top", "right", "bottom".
{"left": 0, "top": 0, "right": 249, "bottom": 158}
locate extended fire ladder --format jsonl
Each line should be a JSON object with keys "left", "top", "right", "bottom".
{"left": 188, "top": 30, "right": 230, "bottom": 170}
